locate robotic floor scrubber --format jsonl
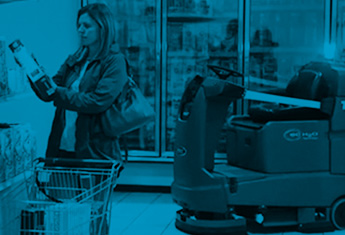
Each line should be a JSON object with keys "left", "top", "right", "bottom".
{"left": 171, "top": 61, "right": 345, "bottom": 234}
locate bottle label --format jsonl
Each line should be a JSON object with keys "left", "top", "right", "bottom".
{"left": 14, "top": 48, "right": 45, "bottom": 83}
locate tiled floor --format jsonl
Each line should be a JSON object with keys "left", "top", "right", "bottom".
{"left": 109, "top": 191, "right": 344, "bottom": 235}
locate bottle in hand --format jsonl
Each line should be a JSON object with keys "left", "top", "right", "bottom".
{"left": 8, "top": 40, "right": 56, "bottom": 101}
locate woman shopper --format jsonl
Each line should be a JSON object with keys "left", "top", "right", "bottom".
{"left": 41, "top": 3, "right": 127, "bottom": 161}
{"left": 28, "top": 4, "right": 127, "bottom": 234}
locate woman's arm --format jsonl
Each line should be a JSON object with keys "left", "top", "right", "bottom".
{"left": 53, "top": 55, "right": 127, "bottom": 114}
{"left": 28, "top": 56, "right": 70, "bottom": 102}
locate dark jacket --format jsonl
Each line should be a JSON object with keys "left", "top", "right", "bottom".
{"left": 45, "top": 45, "right": 127, "bottom": 161}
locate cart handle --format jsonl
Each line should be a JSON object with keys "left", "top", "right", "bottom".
{"left": 33, "top": 157, "right": 124, "bottom": 203}
{"left": 35, "top": 157, "right": 121, "bottom": 169}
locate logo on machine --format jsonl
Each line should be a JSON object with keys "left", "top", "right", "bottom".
{"left": 284, "top": 129, "right": 301, "bottom": 141}
{"left": 283, "top": 129, "right": 319, "bottom": 141}
{"left": 175, "top": 146, "right": 187, "bottom": 157}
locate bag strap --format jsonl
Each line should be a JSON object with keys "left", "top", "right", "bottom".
{"left": 124, "top": 58, "right": 132, "bottom": 78}
{"left": 125, "top": 58, "right": 137, "bottom": 87}
{"left": 122, "top": 57, "right": 131, "bottom": 163}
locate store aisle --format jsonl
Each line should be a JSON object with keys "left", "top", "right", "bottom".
{"left": 109, "top": 191, "right": 183, "bottom": 234}
{"left": 109, "top": 191, "right": 343, "bottom": 235}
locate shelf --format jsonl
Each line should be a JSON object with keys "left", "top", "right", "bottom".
{"left": 251, "top": 5, "right": 323, "bottom": 12}
{"left": 114, "top": 14, "right": 156, "bottom": 23}
{"left": 0, "top": 0, "right": 27, "bottom": 4}
{"left": 210, "top": 13, "right": 238, "bottom": 21}
{"left": 209, "top": 51, "right": 237, "bottom": 58}
{"left": 251, "top": 46, "right": 318, "bottom": 54}
{"left": 168, "top": 13, "right": 214, "bottom": 23}
{"left": 187, "top": 47, "right": 316, "bottom": 58}
{"left": 248, "top": 76, "right": 286, "bottom": 89}
{"left": 0, "top": 91, "right": 33, "bottom": 103}
{"left": 123, "top": 44, "right": 155, "bottom": 52}
{"left": 162, "top": 151, "right": 227, "bottom": 161}
{"left": 250, "top": 46, "right": 278, "bottom": 54}
{"left": 168, "top": 51, "right": 209, "bottom": 59}
{"left": 0, "top": 171, "right": 29, "bottom": 193}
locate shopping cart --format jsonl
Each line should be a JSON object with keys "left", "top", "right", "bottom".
{"left": 19, "top": 158, "right": 122, "bottom": 235}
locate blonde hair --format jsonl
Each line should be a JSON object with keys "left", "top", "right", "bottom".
{"left": 77, "top": 3, "right": 116, "bottom": 59}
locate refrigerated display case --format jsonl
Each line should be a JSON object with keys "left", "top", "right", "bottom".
{"left": 94, "top": 0, "right": 240, "bottom": 156}
{"left": 164, "top": 0, "right": 239, "bottom": 153}
{"left": 86, "top": 0, "right": 333, "bottom": 158}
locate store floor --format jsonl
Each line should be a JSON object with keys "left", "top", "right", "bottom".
{"left": 109, "top": 191, "right": 343, "bottom": 235}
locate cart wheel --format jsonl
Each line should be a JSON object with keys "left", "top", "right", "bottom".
{"left": 331, "top": 198, "right": 345, "bottom": 230}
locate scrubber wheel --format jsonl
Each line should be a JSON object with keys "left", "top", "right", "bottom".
{"left": 175, "top": 209, "right": 247, "bottom": 235}
{"left": 331, "top": 198, "right": 345, "bottom": 230}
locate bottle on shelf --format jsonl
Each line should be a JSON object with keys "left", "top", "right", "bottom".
{"left": 8, "top": 40, "right": 56, "bottom": 101}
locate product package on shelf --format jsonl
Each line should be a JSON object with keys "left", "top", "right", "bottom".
{"left": 12, "top": 123, "right": 36, "bottom": 175}
{"left": 182, "top": 24, "right": 196, "bottom": 52}
{"left": 0, "top": 123, "right": 37, "bottom": 183}
{"left": 7, "top": 67, "right": 29, "bottom": 95}
{"left": 168, "top": 24, "right": 183, "bottom": 52}
{"left": 0, "top": 129, "right": 6, "bottom": 183}
{"left": 44, "top": 202, "right": 91, "bottom": 234}
{"left": 1, "top": 178, "right": 27, "bottom": 235}
{"left": 0, "top": 37, "right": 9, "bottom": 97}
{"left": 0, "top": 126, "right": 15, "bottom": 182}
{"left": 20, "top": 207, "right": 45, "bottom": 234}
{"left": 0, "top": 150, "right": 4, "bottom": 183}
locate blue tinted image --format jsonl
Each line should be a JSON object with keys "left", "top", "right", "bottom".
{"left": 0, "top": 0, "right": 345, "bottom": 234}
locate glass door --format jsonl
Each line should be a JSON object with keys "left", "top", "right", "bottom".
{"left": 248, "top": 0, "right": 327, "bottom": 92}
{"left": 163, "top": 0, "right": 240, "bottom": 155}
{"left": 336, "top": 0, "right": 345, "bottom": 60}
{"left": 95, "top": 0, "right": 160, "bottom": 155}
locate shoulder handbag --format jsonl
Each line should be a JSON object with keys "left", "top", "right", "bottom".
{"left": 100, "top": 73, "right": 155, "bottom": 137}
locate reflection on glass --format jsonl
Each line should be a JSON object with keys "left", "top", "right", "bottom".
{"left": 166, "top": 0, "right": 238, "bottom": 152}
{"left": 336, "top": 0, "right": 345, "bottom": 60}
{"left": 103, "top": 0, "right": 157, "bottom": 151}
{"left": 249, "top": 0, "right": 325, "bottom": 91}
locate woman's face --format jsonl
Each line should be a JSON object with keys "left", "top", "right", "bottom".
{"left": 77, "top": 13, "right": 100, "bottom": 47}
